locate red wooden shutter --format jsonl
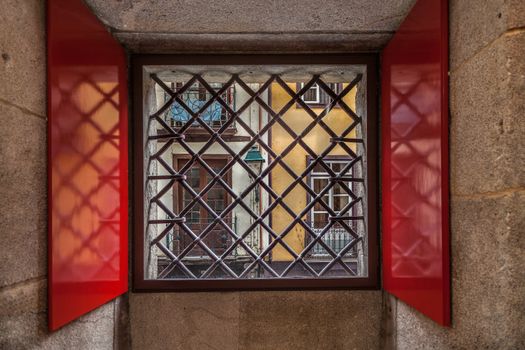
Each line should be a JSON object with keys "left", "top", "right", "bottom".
{"left": 381, "top": 0, "right": 450, "bottom": 326}
{"left": 47, "top": 0, "right": 128, "bottom": 330}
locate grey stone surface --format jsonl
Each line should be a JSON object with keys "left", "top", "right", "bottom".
{"left": 114, "top": 293, "right": 132, "bottom": 350}
{"left": 0, "top": 279, "right": 115, "bottom": 350}
{"left": 238, "top": 290, "right": 382, "bottom": 350}
{"left": 1, "top": 1, "right": 522, "bottom": 349}
{"left": 0, "top": 102, "right": 47, "bottom": 288}
{"left": 450, "top": 0, "right": 525, "bottom": 70}
{"left": 450, "top": 31, "right": 525, "bottom": 196}
{"left": 0, "top": 0, "right": 46, "bottom": 116}
{"left": 115, "top": 32, "right": 393, "bottom": 53}
{"left": 395, "top": 192, "right": 525, "bottom": 349}
{"left": 84, "top": 0, "right": 417, "bottom": 52}
{"left": 130, "top": 292, "right": 241, "bottom": 350}
{"left": 129, "top": 290, "right": 381, "bottom": 350}
{"left": 85, "top": 0, "right": 416, "bottom": 33}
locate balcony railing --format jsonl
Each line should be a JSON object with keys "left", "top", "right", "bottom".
{"left": 309, "top": 226, "right": 357, "bottom": 257}
{"left": 166, "top": 219, "right": 357, "bottom": 259}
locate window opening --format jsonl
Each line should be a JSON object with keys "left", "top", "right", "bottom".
{"left": 299, "top": 82, "right": 342, "bottom": 106}
{"left": 134, "top": 56, "right": 378, "bottom": 290}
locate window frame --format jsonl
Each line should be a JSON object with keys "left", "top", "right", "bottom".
{"left": 132, "top": 54, "right": 379, "bottom": 292}
{"left": 308, "top": 156, "right": 354, "bottom": 230}
{"left": 297, "top": 82, "right": 343, "bottom": 108}
{"left": 301, "top": 82, "right": 321, "bottom": 104}
{"left": 306, "top": 156, "right": 358, "bottom": 260}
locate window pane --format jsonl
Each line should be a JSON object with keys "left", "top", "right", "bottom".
{"left": 331, "top": 162, "right": 344, "bottom": 172}
{"left": 313, "top": 195, "right": 330, "bottom": 211}
{"left": 333, "top": 195, "right": 349, "bottom": 212}
{"left": 303, "top": 85, "right": 319, "bottom": 102}
{"left": 313, "top": 213, "right": 328, "bottom": 229}
{"left": 313, "top": 178, "right": 329, "bottom": 194}
{"left": 333, "top": 183, "right": 348, "bottom": 195}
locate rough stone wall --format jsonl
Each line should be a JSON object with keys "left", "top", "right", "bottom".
{"left": 4, "top": 0, "right": 522, "bottom": 349}
{"left": 388, "top": 0, "right": 525, "bottom": 349}
{"left": 130, "top": 291, "right": 382, "bottom": 350}
{"left": 0, "top": 1, "right": 123, "bottom": 348}
{"left": 83, "top": 0, "right": 418, "bottom": 53}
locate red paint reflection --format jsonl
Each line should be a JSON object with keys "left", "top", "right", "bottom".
{"left": 382, "top": 0, "right": 450, "bottom": 326}
{"left": 390, "top": 66, "right": 443, "bottom": 279}
{"left": 48, "top": 0, "right": 128, "bottom": 330}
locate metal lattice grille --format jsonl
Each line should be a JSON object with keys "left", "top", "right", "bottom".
{"left": 141, "top": 65, "right": 370, "bottom": 281}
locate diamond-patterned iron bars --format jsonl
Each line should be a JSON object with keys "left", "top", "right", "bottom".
{"left": 155, "top": 75, "right": 360, "bottom": 278}
{"left": 145, "top": 71, "right": 367, "bottom": 279}
{"left": 151, "top": 77, "right": 294, "bottom": 278}
{"left": 148, "top": 85, "right": 316, "bottom": 275}
{"left": 271, "top": 76, "right": 367, "bottom": 260}
{"left": 146, "top": 76, "right": 242, "bottom": 277}
{"left": 278, "top": 158, "right": 364, "bottom": 277}
{"left": 209, "top": 76, "right": 361, "bottom": 234}
{"left": 290, "top": 79, "right": 368, "bottom": 224}
{"left": 186, "top": 76, "right": 359, "bottom": 277}
{"left": 229, "top": 76, "right": 364, "bottom": 276}
{"left": 194, "top": 77, "right": 353, "bottom": 270}
{"left": 155, "top": 77, "right": 316, "bottom": 278}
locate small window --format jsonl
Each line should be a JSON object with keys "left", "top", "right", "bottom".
{"left": 298, "top": 82, "right": 343, "bottom": 107}
{"left": 302, "top": 83, "right": 321, "bottom": 103}
{"left": 133, "top": 55, "right": 378, "bottom": 290}
{"left": 308, "top": 158, "right": 355, "bottom": 257}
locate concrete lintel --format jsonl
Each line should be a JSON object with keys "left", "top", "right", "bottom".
{"left": 114, "top": 32, "right": 392, "bottom": 53}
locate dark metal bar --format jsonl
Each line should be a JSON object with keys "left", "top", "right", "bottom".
{"left": 318, "top": 237, "right": 362, "bottom": 277}
{"left": 148, "top": 133, "right": 185, "bottom": 141}
{"left": 329, "top": 216, "right": 365, "bottom": 221}
{"left": 329, "top": 177, "right": 365, "bottom": 183}
{"left": 150, "top": 223, "right": 175, "bottom": 246}
{"left": 330, "top": 137, "right": 364, "bottom": 143}
{"left": 150, "top": 218, "right": 186, "bottom": 224}
{"left": 148, "top": 174, "right": 187, "bottom": 181}
{"left": 164, "top": 76, "right": 363, "bottom": 275}
{"left": 155, "top": 241, "right": 197, "bottom": 279}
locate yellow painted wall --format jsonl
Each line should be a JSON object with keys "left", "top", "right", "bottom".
{"left": 269, "top": 82, "right": 357, "bottom": 261}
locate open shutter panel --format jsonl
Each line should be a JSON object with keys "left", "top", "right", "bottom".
{"left": 47, "top": 0, "right": 129, "bottom": 330}
{"left": 381, "top": 0, "right": 450, "bottom": 326}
